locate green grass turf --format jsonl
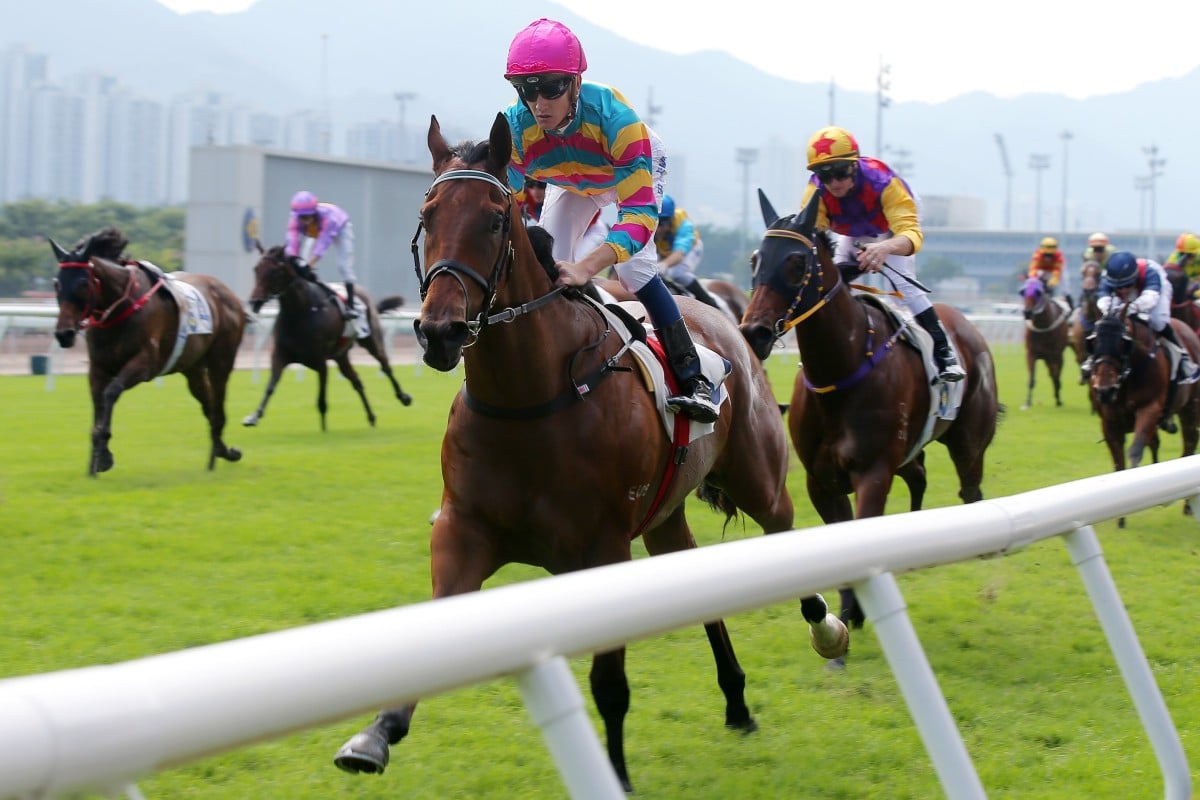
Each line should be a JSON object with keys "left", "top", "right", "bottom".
{"left": 0, "top": 343, "right": 1196, "bottom": 798}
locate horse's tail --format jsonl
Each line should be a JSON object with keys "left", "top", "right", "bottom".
{"left": 696, "top": 481, "right": 740, "bottom": 537}
{"left": 377, "top": 295, "right": 406, "bottom": 314}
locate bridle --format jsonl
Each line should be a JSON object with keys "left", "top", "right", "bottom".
{"left": 56, "top": 259, "right": 162, "bottom": 329}
{"left": 755, "top": 224, "right": 849, "bottom": 340}
{"left": 410, "top": 168, "right": 565, "bottom": 343}
{"left": 1023, "top": 279, "right": 1067, "bottom": 333}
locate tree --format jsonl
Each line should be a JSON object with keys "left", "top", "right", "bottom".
{"left": 920, "top": 255, "right": 963, "bottom": 284}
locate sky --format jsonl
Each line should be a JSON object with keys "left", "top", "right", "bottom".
{"left": 154, "top": 0, "right": 1200, "bottom": 104}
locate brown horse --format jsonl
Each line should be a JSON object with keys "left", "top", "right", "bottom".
{"left": 739, "top": 190, "right": 1000, "bottom": 633}
{"left": 1068, "top": 260, "right": 1103, "bottom": 383}
{"left": 1019, "top": 275, "right": 1070, "bottom": 409}
{"left": 332, "top": 114, "right": 848, "bottom": 793}
{"left": 1089, "top": 304, "right": 1200, "bottom": 526}
{"left": 50, "top": 227, "right": 246, "bottom": 476}
{"left": 243, "top": 243, "right": 412, "bottom": 430}
{"left": 1164, "top": 264, "right": 1200, "bottom": 337}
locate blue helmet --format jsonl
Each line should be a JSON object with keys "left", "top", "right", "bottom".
{"left": 659, "top": 195, "right": 675, "bottom": 219}
{"left": 1105, "top": 251, "right": 1139, "bottom": 287}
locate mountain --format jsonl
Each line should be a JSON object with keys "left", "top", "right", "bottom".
{"left": 10, "top": 0, "right": 1199, "bottom": 236}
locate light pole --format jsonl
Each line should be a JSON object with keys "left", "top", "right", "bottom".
{"left": 885, "top": 145, "right": 912, "bottom": 177}
{"left": 1135, "top": 176, "right": 1152, "bottom": 237}
{"left": 994, "top": 134, "right": 1013, "bottom": 230}
{"left": 1143, "top": 144, "right": 1166, "bottom": 258}
{"left": 1029, "top": 153, "right": 1050, "bottom": 231}
{"left": 875, "top": 58, "right": 891, "bottom": 155}
{"left": 735, "top": 147, "right": 759, "bottom": 249}
{"left": 394, "top": 91, "right": 417, "bottom": 163}
{"left": 1059, "top": 130, "right": 1073, "bottom": 296}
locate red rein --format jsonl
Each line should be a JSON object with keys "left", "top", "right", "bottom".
{"left": 58, "top": 261, "right": 163, "bottom": 329}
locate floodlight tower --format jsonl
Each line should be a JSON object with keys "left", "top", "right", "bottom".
{"left": 1029, "top": 153, "right": 1051, "bottom": 231}
{"left": 1143, "top": 144, "right": 1166, "bottom": 257}
{"left": 394, "top": 91, "right": 416, "bottom": 163}
{"left": 875, "top": 58, "right": 891, "bottom": 154}
{"left": 994, "top": 134, "right": 1013, "bottom": 230}
{"left": 735, "top": 147, "right": 759, "bottom": 248}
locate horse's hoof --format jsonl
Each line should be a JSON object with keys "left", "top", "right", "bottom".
{"left": 810, "top": 612, "right": 850, "bottom": 660}
{"left": 333, "top": 731, "right": 390, "bottom": 775}
{"left": 224, "top": 447, "right": 242, "bottom": 463}
{"left": 400, "top": 393, "right": 413, "bottom": 406}
{"left": 725, "top": 717, "right": 758, "bottom": 734}
{"left": 825, "top": 656, "right": 847, "bottom": 672}
{"left": 94, "top": 452, "right": 114, "bottom": 474}
{"left": 242, "top": 415, "right": 258, "bottom": 427}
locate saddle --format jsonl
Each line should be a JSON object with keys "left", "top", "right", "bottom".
{"left": 325, "top": 282, "right": 369, "bottom": 340}
{"left": 855, "top": 292, "right": 967, "bottom": 466}
{"left": 586, "top": 295, "right": 731, "bottom": 442}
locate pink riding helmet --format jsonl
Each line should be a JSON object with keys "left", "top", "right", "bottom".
{"left": 290, "top": 190, "right": 319, "bottom": 215}
{"left": 504, "top": 18, "right": 587, "bottom": 78}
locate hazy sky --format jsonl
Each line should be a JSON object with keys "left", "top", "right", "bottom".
{"left": 154, "top": 0, "right": 1200, "bottom": 104}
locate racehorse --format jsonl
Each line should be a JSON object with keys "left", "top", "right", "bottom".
{"left": 1089, "top": 304, "right": 1200, "bottom": 526}
{"left": 738, "top": 190, "right": 1000, "bottom": 632}
{"left": 1164, "top": 264, "right": 1200, "bottom": 337}
{"left": 1068, "top": 260, "right": 1102, "bottom": 382}
{"left": 1019, "top": 276, "right": 1070, "bottom": 409}
{"left": 332, "top": 114, "right": 848, "bottom": 793}
{"left": 50, "top": 227, "right": 246, "bottom": 476}
{"left": 243, "top": 243, "right": 412, "bottom": 430}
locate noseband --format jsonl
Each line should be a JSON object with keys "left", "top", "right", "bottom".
{"left": 411, "top": 168, "right": 565, "bottom": 340}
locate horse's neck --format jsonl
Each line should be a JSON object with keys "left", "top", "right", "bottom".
{"left": 281, "top": 278, "right": 320, "bottom": 311}
{"left": 791, "top": 283, "right": 871, "bottom": 376}
{"left": 95, "top": 260, "right": 141, "bottom": 307}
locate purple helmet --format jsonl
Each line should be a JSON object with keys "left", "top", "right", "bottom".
{"left": 290, "top": 190, "right": 319, "bottom": 216}
{"left": 504, "top": 18, "right": 587, "bottom": 79}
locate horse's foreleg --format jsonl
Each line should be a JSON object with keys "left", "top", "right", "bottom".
{"left": 88, "top": 373, "right": 126, "bottom": 476}
{"left": 242, "top": 363, "right": 285, "bottom": 427}
{"left": 1022, "top": 356, "right": 1036, "bottom": 410}
{"left": 334, "top": 355, "right": 375, "bottom": 427}
{"left": 589, "top": 648, "right": 633, "bottom": 792}
{"left": 1050, "top": 361, "right": 1064, "bottom": 406}
{"left": 315, "top": 362, "right": 331, "bottom": 431}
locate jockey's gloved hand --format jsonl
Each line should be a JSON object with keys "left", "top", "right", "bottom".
{"left": 1097, "top": 296, "right": 1114, "bottom": 314}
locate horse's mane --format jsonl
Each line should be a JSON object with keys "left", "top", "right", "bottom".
{"left": 72, "top": 226, "right": 128, "bottom": 260}
{"left": 526, "top": 226, "right": 556, "bottom": 273}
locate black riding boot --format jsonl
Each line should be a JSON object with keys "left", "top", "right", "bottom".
{"left": 343, "top": 281, "right": 358, "bottom": 319}
{"left": 658, "top": 318, "right": 719, "bottom": 423}
{"left": 684, "top": 278, "right": 722, "bottom": 311}
{"left": 914, "top": 307, "right": 965, "bottom": 384}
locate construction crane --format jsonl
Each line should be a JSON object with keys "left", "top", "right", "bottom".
{"left": 994, "top": 133, "right": 1013, "bottom": 230}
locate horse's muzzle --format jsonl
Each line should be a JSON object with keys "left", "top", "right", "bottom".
{"left": 55, "top": 329, "right": 77, "bottom": 348}
{"left": 739, "top": 323, "right": 776, "bottom": 362}
{"left": 415, "top": 318, "right": 469, "bottom": 372}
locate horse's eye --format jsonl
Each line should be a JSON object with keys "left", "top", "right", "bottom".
{"left": 783, "top": 253, "right": 806, "bottom": 285}
{"left": 749, "top": 251, "right": 760, "bottom": 277}
{"left": 490, "top": 212, "right": 504, "bottom": 234}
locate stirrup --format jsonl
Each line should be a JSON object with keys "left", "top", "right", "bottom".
{"left": 666, "top": 377, "right": 719, "bottom": 423}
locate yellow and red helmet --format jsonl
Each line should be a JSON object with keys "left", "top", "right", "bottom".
{"left": 1040, "top": 237, "right": 1058, "bottom": 250}
{"left": 806, "top": 126, "right": 859, "bottom": 169}
{"left": 1088, "top": 232, "right": 1109, "bottom": 247}
{"left": 1175, "top": 232, "right": 1200, "bottom": 255}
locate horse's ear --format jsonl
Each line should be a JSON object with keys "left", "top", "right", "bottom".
{"left": 795, "top": 190, "right": 821, "bottom": 232}
{"left": 487, "top": 112, "right": 511, "bottom": 180}
{"left": 757, "top": 189, "right": 780, "bottom": 228}
{"left": 48, "top": 237, "right": 70, "bottom": 262}
{"left": 428, "top": 114, "right": 453, "bottom": 172}
{"left": 254, "top": 238, "right": 264, "bottom": 255}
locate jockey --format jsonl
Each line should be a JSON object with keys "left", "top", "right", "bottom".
{"left": 1092, "top": 250, "right": 1198, "bottom": 432}
{"left": 1028, "top": 237, "right": 1069, "bottom": 303}
{"left": 801, "top": 125, "right": 964, "bottom": 383}
{"left": 1165, "top": 232, "right": 1200, "bottom": 296}
{"left": 1082, "top": 231, "right": 1116, "bottom": 270}
{"left": 503, "top": 18, "right": 718, "bottom": 422}
{"left": 285, "top": 191, "right": 358, "bottom": 319}
{"left": 654, "top": 195, "right": 721, "bottom": 310}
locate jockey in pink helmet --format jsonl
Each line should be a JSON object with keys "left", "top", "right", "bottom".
{"left": 502, "top": 18, "right": 719, "bottom": 423}
{"left": 285, "top": 190, "right": 358, "bottom": 319}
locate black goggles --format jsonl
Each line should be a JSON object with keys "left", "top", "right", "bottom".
{"left": 512, "top": 77, "right": 572, "bottom": 102}
{"left": 814, "top": 162, "right": 856, "bottom": 183}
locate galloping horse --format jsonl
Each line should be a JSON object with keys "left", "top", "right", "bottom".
{"left": 1164, "top": 264, "right": 1200, "bottom": 337}
{"left": 739, "top": 190, "right": 1000, "bottom": 631}
{"left": 1089, "top": 305, "right": 1200, "bottom": 525}
{"left": 1020, "top": 275, "right": 1070, "bottom": 409}
{"left": 243, "top": 243, "right": 412, "bottom": 430}
{"left": 50, "top": 227, "right": 246, "bottom": 475}
{"left": 1068, "top": 260, "right": 1102, "bottom": 382}
{"left": 332, "top": 114, "right": 848, "bottom": 793}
